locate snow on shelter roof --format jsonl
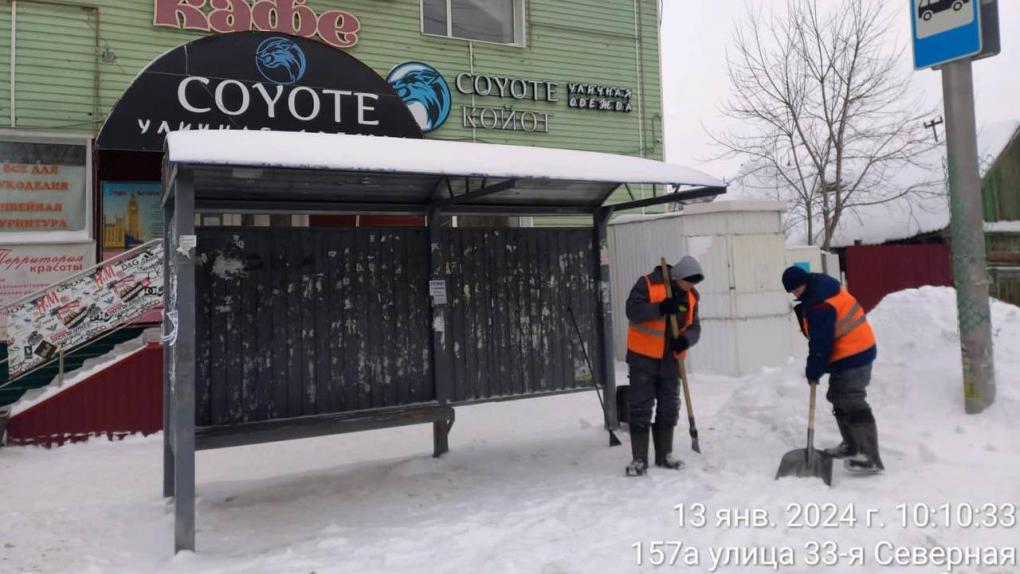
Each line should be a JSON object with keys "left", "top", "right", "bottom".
{"left": 166, "top": 131, "right": 723, "bottom": 187}
{"left": 164, "top": 131, "right": 724, "bottom": 214}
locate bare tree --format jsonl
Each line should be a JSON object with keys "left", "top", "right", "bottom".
{"left": 711, "top": 0, "right": 940, "bottom": 248}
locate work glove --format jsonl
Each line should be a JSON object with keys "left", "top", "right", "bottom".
{"left": 658, "top": 295, "right": 687, "bottom": 316}
{"left": 671, "top": 336, "right": 690, "bottom": 354}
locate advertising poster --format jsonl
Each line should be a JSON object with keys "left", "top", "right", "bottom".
{"left": 102, "top": 182, "right": 163, "bottom": 255}
{"left": 0, "top": 242, "right": 95, "bottom": 307}
{"left": 0, "top": 140, "right": 87, "bottom": 234}
{"left": 3, "top": 241, "right": 163, "bottom": 377}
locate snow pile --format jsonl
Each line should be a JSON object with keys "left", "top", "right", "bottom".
{"left": 692, "top": 286, "right": 1020, "bottom": 572}
{"left": 869, "top": 286, "right": 1020, "bottom": 407}
{"left": 0, "top": 288, "right": 1017, "bottom": 573}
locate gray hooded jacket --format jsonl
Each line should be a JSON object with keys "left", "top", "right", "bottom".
{"left": 625, "top": 261, "right": 702, "bottom": 376}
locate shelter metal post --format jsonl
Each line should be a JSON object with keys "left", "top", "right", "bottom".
{"left": 428, "top": 207, "right": 454, "bottom": 456}
{"left": 162, "top": 194, "right": 174, "bottom": 499}
{"left": 171, "top": 170, "right": 197, "bottom": 553}
{"left": 595, "top": 208, "right": 618, "bottom": 429}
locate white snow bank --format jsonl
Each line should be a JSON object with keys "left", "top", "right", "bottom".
{"left": 869, "top": 286, "right": 1020, "bottom": 404}
{"left": 0, "top": 289, "right": 1017, "bottom": 573}
{"left": 165, "top": 130, "right": 724, "bottom": 188}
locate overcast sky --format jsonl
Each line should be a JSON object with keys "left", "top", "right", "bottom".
{"left": 660, "top": 0, "right": 1020, "bottom": 182}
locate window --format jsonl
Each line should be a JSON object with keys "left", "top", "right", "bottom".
{"left": 422, "top": 0, "right": 525, "bottom": 46}
{"left": 0, "top": 134, "right": 91, "bottom": 243}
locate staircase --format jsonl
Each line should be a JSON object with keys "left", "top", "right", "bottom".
{"left": 1, "top": 240, "right": 164, "bottom": 415}
{"left": 0, "top": 326, "right": 150, "bottom": 408}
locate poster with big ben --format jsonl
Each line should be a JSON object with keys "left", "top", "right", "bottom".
{"left": 102, "top": 182, "right": 162, "bottom": 257}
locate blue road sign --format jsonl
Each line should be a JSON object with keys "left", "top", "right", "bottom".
{"left": 911, "top": 0, "right": 983, "bottom": 69}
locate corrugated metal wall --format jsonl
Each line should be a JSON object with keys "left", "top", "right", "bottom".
{"left": 844, "top": 244, "right": 953, "bottom": 311}
{"left": 444, "top": 228, "right": 598, "bottom": 402}
{"left": 195, "top": 228, "right": 433, "bottom": 426}
{"left": 6, "top": 343, "right": 162, "bottom": 446}
{"left": 607, "top": 202, "right": 792, "bottom": 377}
{"left": 8, "top": 2, "right": 98, "bottom": 130}
{"left": 194, "top": 227, "right": 599, "bottom": 427}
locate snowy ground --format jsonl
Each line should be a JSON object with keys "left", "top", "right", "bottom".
{"left": 2, "top": 287, "right": 1019, "bottom": 574}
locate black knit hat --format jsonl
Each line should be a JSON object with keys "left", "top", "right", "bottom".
{"left": 782, "top": 266, "right": 810, "bottom": 292}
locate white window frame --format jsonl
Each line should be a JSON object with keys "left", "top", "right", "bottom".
{"left": 0, "top": 130, "right": 93, "bottom": 245}
{"left": 420, "top": 0, "right": 527, "bottom": 48}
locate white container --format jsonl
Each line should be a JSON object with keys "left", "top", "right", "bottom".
{"left": 608, "top": 200, "right": 792, "bottom": 376}
{"left": 784, "top": 245, "right": 841, "bottom": 281}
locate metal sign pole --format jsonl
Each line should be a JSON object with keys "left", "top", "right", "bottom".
{"left": 941, "top": 59, "right": 996, "bottom": 413}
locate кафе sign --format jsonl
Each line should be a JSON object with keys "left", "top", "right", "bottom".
{"left": 153, "top": 0, "right": 360, "bottom": 49}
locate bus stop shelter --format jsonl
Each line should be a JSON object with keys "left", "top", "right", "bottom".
{"left": 161, "top": 130, "right": 724, "bottom": 552}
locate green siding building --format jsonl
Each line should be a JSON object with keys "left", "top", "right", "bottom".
{"left": 983, "top": 126, "right": 1020, "bottom": 223}
{"left": 0, "top": 0, "right": 666, "bottom": 281}
{"left": 982, "top": 126, "right": 1020, "bottom": 305}
{"left": 0, "top": 0, "right": 662, "bottom": 155}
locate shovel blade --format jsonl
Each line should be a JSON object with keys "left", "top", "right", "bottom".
{"left": 775, "top": 447, "right": 833, "bottom": 486}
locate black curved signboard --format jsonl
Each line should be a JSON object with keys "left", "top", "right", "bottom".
{"left": 97, "top": 32, "right": 422, "bottom": 151}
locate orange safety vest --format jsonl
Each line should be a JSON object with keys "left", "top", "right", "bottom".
{"left": 801, "top": 288, "right": 876, "bottom": 363}
{"left": 627, "top": 275, "right": 696, "bottom": 360}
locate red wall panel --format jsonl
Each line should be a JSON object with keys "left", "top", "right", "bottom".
{"left": 845, "top": 244, "right": 953, "bottom": 311}
{"left": 7, "top": 344, "right": 163, "bottom": 447}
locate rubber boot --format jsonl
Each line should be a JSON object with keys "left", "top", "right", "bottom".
{"left": 652, "top": 423, "right": 685, "bottom": 469}
{"left": 845, "top": 420, "right": 885, "bottom": 474}
{"left": 626, "top": 427, "right": 649, "bottom": 477}
{"left": 823, "top": 409, "right": 857, "bottom": 459}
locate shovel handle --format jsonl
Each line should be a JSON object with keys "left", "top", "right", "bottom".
{"left": 807, "top": 379, "right": 818, "bottom": 431}
{"left": 660, "top": 258, "right": 683, "bottom": 338}
{"left": 662, "top": 258, "right": 701, "bottom": 453}
{"left": 807, "top": 379, "right": 818, "bottom": 455}
{"left": 680, "top": 360, "right": 695, "bottom": 419}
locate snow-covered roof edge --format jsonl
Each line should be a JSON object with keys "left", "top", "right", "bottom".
{"left": 608, "top": 200, "right": 786, "bottom": 226}
{"left": 985, "top": 221, "right": 1020, "bottom": 234}
{"left": 165, "top": 131, "right": 725, "bottom": 188}
{"left": 982, "top": 122, "right": 1020, "bottom": 178}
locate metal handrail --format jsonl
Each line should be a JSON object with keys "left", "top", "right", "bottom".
{"left": 1, "top": 239, "right": 165, "bottom": 392}
{"left": 0, "top": 315, "right": 158, "bottom": 393}
{"left": 1, "top": 239, "right": 163, "bottom": 312}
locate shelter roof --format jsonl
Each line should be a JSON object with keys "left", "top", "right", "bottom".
{"left": 164, "top": 131, "right": 724, "bottom": 214}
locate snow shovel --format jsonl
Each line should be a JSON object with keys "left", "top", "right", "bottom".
{"left": 775, "top": 380, "right": 833, "bottom": 486}
{"left": 660, "top": 258, "right": 700, "bottom": 454}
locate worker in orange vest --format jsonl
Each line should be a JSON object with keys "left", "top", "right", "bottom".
{"left": 624, "top": 256, "right": 703, "bottom": 477}
{"left": 782, "top": 266, "right": 883, "bottom": 474}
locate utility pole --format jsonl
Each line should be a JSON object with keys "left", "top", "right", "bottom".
{"left": 913, "top": 0, "right": 999, "bottom": 413}
{"left": 941, "top": 59, "right": 995, "bottom": 413}
{"left": 924, "top": 116, "right": 944, "bottom": 143}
